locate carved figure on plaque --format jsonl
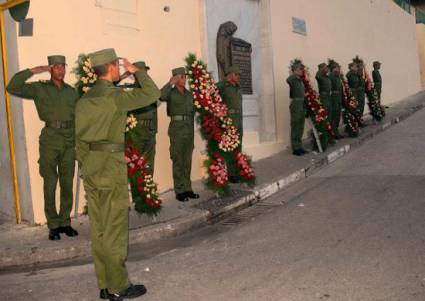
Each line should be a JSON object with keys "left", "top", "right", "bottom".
{"left": 216, "top": 21, "right": 237, "bottom": 81}
{"left": 216, "top": 21, "right": 253, "bottom": 94}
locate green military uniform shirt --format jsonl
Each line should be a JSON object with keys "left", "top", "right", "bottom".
{"left": 76, "top": 71, "right": 160, "bottom": 181}
{"left": 160, "top": 82, "right": 195, "bottom": 195}
{"left": 7, "top": 69, "right": 77, "bottom": 122}
{"left": 286, "top": 74, "right": 305, "bottom": 99}
{"left": 346, "top": 70, "right": 360, "bottom": 92}
{"left": 315, "top": 71, "right": 332, "bottom": 113}
{"left": 7, "top": 68, "right": 78, "bottom": 230}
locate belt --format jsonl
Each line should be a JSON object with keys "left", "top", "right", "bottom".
{"left": 138, "top": 119, "right": 152, "bottom": 126}
{"left": 89, "top": 143, "right": 125, "bottom": 153}
{"left": 171, "top": 115, "right": 191, "bottom": 121}
{"left": 228, "top": 109, "right": 241, "bottom": 114}
{"left": 45, "top": 120, "right": 73, "bottom": 129}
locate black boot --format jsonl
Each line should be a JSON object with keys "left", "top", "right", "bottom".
{"left": 100, "top": 288, "right": 110, "bottom": 299}
{"left": 108, "top": 284, "right": 147, "bottom": 301}
{"left": 48, "top": 228, "right": 61, "bottom": 241}
{"left": 59, "top": 225, "right": 79, "bottom": 237}
{"left": 185, "top": 191, "right": 200, "bottom": 199}
{"left": 176, "top": 193, "right": 189, "bottom": 202}
{"left": 292, "top": 149, "right": 304, "bottom": 156}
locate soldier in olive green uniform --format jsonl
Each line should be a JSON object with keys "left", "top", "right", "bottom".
{"left": 75, "top": 49, "right": 160, "bottom": 300}
{"left": 315, "top": 63, "right": 332, "bottom": 114}
{"left": 160, "top": 67, "right": 200, "bottom": 202}
{"left": 7, "top": 55, "right": 79, "bottom": 241}
{"left": 286, "top": 61, "right": 307, "bottom": 156}
{"left": 216, "top": 65, "right": 243, "bottom": 183}
{"left": 328, "top": 60, "right": 343, "bottom": 139}
{"left": 119, "top": 61, "right": 158, "bottom": 175}
{"left": 372, "top": 61, "right": 382, "bottom": 100}
{"left": 356, "top": 61, "right": 366, "bottom": 116}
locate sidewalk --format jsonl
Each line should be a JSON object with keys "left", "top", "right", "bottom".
{"left": 1, "top": 91, "right": 425, "bottom": 270}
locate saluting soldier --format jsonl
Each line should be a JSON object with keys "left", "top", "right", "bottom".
{"left": 216, "top": 65, "right": 243, "bottom": 183}
{"left": 7, "top": 55, "right": 78, "bottom": 241}
{"left": 315, "top": 63, "right": 332, "bottom": 115}
{"left": 75, "top": 48, "right": 160, "bottom": 300}
{"left": 119, "top": 61, "right": 158, "bottom": 175}
{"left": 160, "top": 67, "right": 200, "bottom": 202}
{"left": 328, "top": 60, "right": 343, "bottom": 139}
{"left": 286, "top": 61, "right": 307, "bottom": 156}
{"left": 372, "top": 61, "right": 382, "bottom": 100}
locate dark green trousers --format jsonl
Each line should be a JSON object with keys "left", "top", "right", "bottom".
{"left": 375, "top": 84, "right": 382, "bottom": 100}
{"left": 84, "top": 175, "right": 129, "bottom": 294}
{"left": 169, "top": 120, "right": 194, "bottom": 194}
{"left": 320, "top": 93, "right": 331, "bottom": 114}
{"left": 127, "top": 125, "right": 156, "bottom": 175}
{"left": 38, "top": 127, "right": 75, "bottom": 229}
{"left": 357, "top": 89, "right": 366, "bottom": 114}
{"left": 290, "top": 98, "right": 306, "bottom": 151}
{"left": 330, "top": 92, "right": 342, "bottom": 135}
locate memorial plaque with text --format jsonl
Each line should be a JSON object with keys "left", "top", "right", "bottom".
{"left": 231, "top": 38, "right": 253, "bottom": 95}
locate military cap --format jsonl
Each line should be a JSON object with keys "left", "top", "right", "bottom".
{"left": 318, "top": 63, "right": 327, "bottom": 69}
{"left": 225, "top": 65, "right": 241, "bottom": 75}
{"left": 290, "top": 59, "right": 304, "bottom": 71}
{"left": 134, "top": 61, "right": 150, "bottom": 70}
{"left": 47, "top": 55, "right": 66, "bottom": 65}
{"left": 373, "top": 61, "right": 381, "bottom": 66}
{"left": 172, "top": 67, "right": 186, "bottom": 76}
{"left": 88, "top": 48, "right": 119, "bottom": 67}
{"left": 327, "top": 59, "right": 340, "bottom": 70}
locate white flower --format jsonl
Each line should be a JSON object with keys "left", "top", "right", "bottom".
{"left": 82, "top": 86, "right": 90, "bottom": 93}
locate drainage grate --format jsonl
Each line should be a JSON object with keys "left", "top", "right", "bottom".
{"left": 219, "top": 201, "right": 283, "bottom": 226}
{"left": 193, "top": 189, "right": 250, "bottom": 212}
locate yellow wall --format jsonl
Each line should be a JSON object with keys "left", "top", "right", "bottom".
{"left": 269, "top": 0, "right": 422, "bottom": 146}
{"left": 15, "top": 0, "right": 204, "bottom": 224}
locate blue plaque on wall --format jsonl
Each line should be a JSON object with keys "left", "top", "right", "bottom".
{"left": 292, "top": 17, "right": 307, "bottom": 35}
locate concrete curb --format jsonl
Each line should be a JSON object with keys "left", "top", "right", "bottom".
{"left": 1, "top": 102, "right": 424, "bottom": 270}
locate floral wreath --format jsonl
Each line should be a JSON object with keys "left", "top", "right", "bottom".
{"left": 185, "top": 53, "right": 255, "bottom": 195}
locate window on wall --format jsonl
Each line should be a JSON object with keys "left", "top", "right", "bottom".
{"left": 393, "top": 0, "right": 412, "bottom": 14}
